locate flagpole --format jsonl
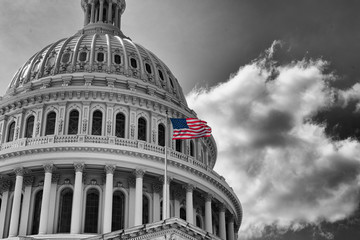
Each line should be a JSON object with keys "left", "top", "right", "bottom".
{"left": 163, "top": 111, "right": 169, "bottom": 220}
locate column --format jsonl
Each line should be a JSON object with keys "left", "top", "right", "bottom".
{"left": 134, "top": 169, "right": 145, "bottom": 226}
{"left": 161, "top": 176, "right": 170, "bottom": 220}
{"left": 227, "top": 216, "right": 235, "bottom": 240}
{"left": 128, "top": 178, "right": 136, "bottom": 227}
{"left": 70, "top": 163, "right": 85, "bottom": 234}
{"left": 90, "top": 2, "right": 95, "bottom": 23}
{"left": 0, "top": 178, "right": 10, "bottom": 238}
{"left": 8, "top": 168, "right": 24, "bottom": 237}
{"left": 99, "top": 0, "right": 104, "bottom": 22}
{"left": 107, "top": 1, "right": 113, "bottom": 23}
{"left": 47, "top": 174, "right": 60, "bottom": 233}
{"left": 19, "top": 176, "right": 34, "bottom": 235}
{"left": 38, "top": 164, "right": 54, "bottom": 234}
{"left": 103, "top": 165, "right": 115, "bottom": 233}
{"left": 185, "top": 184, "right": 194, "bottom": 224}
{"left": 173, "top": 190, "right": 182, "bottom": 218}
{"left": 84, "top": 4, "right": 90, "bottom": 25}
{"left": 219, "top": 204, "right": 226, "bottom": 239}
{"left": 152, "top": 184, "right": 161, "bottom": 222}
{"left": 205, "top": 194, "right": 213, "bottom": 233}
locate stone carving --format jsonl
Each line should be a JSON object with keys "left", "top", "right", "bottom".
{"left": 74, "top": 163, "right": 85, "bottom": 172}
{"left": 14, "top": 167, "right": 24, "bottom": 176}
{"left": 43, "top": 164, "right": 54, "bottom": 173}
{"left": 105, "top": 164, "right": 116, "bottom": 174}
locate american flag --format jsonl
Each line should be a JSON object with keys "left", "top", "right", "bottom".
{"left": 170, "top": 118, "right": 212, "bottom": 139}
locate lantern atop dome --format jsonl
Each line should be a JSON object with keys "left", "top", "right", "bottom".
{"left": 81, "top": 0, "right": 126, "bottom": 33}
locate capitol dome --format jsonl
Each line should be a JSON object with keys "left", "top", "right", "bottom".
{"left": 0, "top": 1, "right": 242, "bottom": 240}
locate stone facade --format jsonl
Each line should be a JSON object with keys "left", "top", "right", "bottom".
{"left": 0, "top": 0, "right": 242, "bottom": 239}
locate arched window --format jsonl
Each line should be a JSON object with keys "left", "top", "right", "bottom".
{"left": 114, "top": 54, "right": 121, "bottom": 65}
{"left": 7, "top": 121, "right": 15, "bottom": 142}
{"left": 138, "top": 117, "right": 147, "bottom": 141}
{"left": 180, "top": 207, "right": 186, "bottom": 221}
{"left": 84, "top": 189, "right": 99, "bottom": 233}
{"left": 158, "top": 124, "right": 165, "bottom": 147}
{"left": 68, "top": 110, "right": 79, "bottom": 135}
{"left": 130, "top": 58, "right": 137, "bottom": 68}
{"left": 25, "top": 116, "right": 35, "bottom": 138}
{"left": 45, "top": 111, "right": 56, "bottom": 136}
{"left": 79, "top": 52, "right": 87, "bottom": 62}
{"left": 142, "top": 195, "right": 149, "bottom": 224}
{"left": 92, "top": 110, "right": 102, "bottom": 135}
{"left": 115, "top": 113, "right": 125, "bottom": 138}
{"left": 158, "top": 70, "right": 164, "bottom": 81}
{"left": 190, "top": 140, "right": 195, "bottom": 157}
{"left": 112, "top": 191, "right": 125, "bottom": 231}
{"left": 57, "top": 188, "right": 73, "bottom": 233}
{"left": 196, "top": 215, "right": 202, "bottom": 228}
{"left": 176, "top": 139, "right": 182, "bottom": 153}
{"left": 145, "top": 63, "right": 152, "bottom": 74}
{"left": 97, "top": 52, "right": 104, "bottom": 62}
{"left": 32, "top": 190, "right": 43, "bottom": 234}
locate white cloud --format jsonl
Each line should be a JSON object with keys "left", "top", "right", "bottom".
{"left": 186, "top": 42, "right": 360, "bottom": 239}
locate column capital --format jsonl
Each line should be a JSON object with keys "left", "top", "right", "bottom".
{"left": 24, "top": 176, "right": 34, "bottom": 187}
{"left": 159, "top": 176, "right": 172, "bottom": 184}
{"left": 74, "top": 163, "right": 85, "bottom": 172}
{"left": 105, "top": 164, "right": 116, "bottom": 174}
{"left": 204, "top": 193, "right": 213, "bottom": 201}
{"left": 219, "top": 202, "right": 226, "bottom": 212}
{"left": 43, "top": 164, "right": 55, "bottom": 173}
{"left": 183, "top": 183, "right": 194, "bottom": 192}
{"left": 133, "top": 169, "right": 145, "bottom": 178}
{"left": 14, "top": 167, "right": 24, "bottom": 176}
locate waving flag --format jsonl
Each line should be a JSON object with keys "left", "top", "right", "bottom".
{"left": 170, "top": 118, "right": 212, "bottom": 139}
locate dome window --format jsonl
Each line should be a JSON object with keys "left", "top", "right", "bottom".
{"left": 112, "top": 191, "right": 125, "bottom": 231}
{"left": 25, "top": 116, "right": 35, "bottom": 138}
{"left": 58, "top": 188, "right": 73, "bottom": 233}
{"left": 115, "top": 113, "right": 125, "bottom": 138}
{"left": 114, "top": 54, "right": 121, "bottom": 65}
{"left": 45, "top": 111, "right": 56, "bottom": 136}
{"left": 158, "top": 124, "right": 165, "bottom": 147}
{"left": 130, "top": 58, "right": 137, "bottom": 68}
{"left": 97, "top": 52, "right": 104, "bottom": 62}
{"left": 92, "top": 110, "right": 103, "bottom": 136}
{"left": 169, "top": 78, "right": 175, "bottom": 88}
{"left": 145, "top": 63, "right": 152, "bottom": 74}
{"left": 138, "top": 117, "right": 147, "bottom": 141}
{"left": 190, "top": 140, "right": 195, "bottom": 157}
{"left": 176, "top": 139, "right": 182, "bottom": 153}
{"left": 7, "top": 121, "right": 16, "bottom": 142}
{"left": 158, "top": 70, "right": 164, "bottom": 81}
{"left": 84, "top": 189, "right": 100, "bottom": 233}
{"left": 79, "top": 51, "right": 88, "bottom": 62}
{"left": 61, "top": 52, "right": 71, "bottom": 64}
{"left": 68, "top": 110, "right": 79, "bottom": 135}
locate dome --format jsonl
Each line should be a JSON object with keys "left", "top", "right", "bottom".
{"left": 0, "top": 1, "right": 242, "bottom": 240}
{"left": 6, "top": 30, "right": 187, "bottom": 107}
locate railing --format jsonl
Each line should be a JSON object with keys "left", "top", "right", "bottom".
{"left": 0, "top": 134, "right": 223, "bottom": 183}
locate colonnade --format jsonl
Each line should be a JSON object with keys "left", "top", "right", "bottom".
{"left": 0, "top": 164, "right": 236, "bottom": 240}
{"left": 83, "top": 0, "right": 123, "bottom": 28}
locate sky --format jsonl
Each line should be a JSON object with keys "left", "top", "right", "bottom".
{"left": 1, "top": 0, "right": 360, "bottom": 239}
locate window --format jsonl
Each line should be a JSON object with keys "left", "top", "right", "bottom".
{"left": 176, "top": 139, "right": 182, "bottom": 153}
{"left": 97, "top": 52, "right": 104, "bottom": 62}
{"left": 58, "top": 189, "right": 73, "bottom": 233}
{"left": 25, "top": 116, "right": 35, "bottom": 138}
{"left": 45, "top": 112, "right": 56, "bottom": 136}
{"left": 68, "top": 110, "right": 79, "bottom": 135}
{"left": 114, "top": 54, "right": 121, "bottom": 64}
{"left": 112, "top": 191, "right": 125, "bottom": 231}
{"left": 180, "top": 208, "right": 186, "bottom": 220}
{"left": 190, "top": 140, "right": 194, "bottom": 157}
{"left": 79, "top": 51, "right": 87, "bottom": 62}
{"left": 92, "top": 110, "right": 102, "bottom": 135}
{"left": 130, "top": 58, "right": 137, "bottom": 68}
{"left": 138, "top": 117, "right": 146, "bottom": 141}
{"left": 7, "top": 121, "right": 15, "bottom": 142}
{"left": 145, "top": 63, "right": 152, "bottom": 74}
{"left": 61, "top": 52, "right": 71, "bottom": 63}
{"left": 115, "top": 113, "right": 125, "bottom": 138}
{"left": 158, "top": 70, "right": 164, "bottom": 80}
{"left": 84, "top": 189, "right": 99, "bottom": 233}
{"left": 158, "top": 124, "right": 165, "bottom": 147}
{"left": 142, "top": 195, "right": 149, "bottom": 224}
{"left": 32, "top": 190, "right": 43, "bottom": 234}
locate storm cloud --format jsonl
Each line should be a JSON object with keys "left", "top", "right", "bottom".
{"left": 186, "top": 42, "right": 360, "bottom": 239}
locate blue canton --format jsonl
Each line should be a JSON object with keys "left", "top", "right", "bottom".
{"left": 170, "top": 118, "right": 189, "bottom": 129}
